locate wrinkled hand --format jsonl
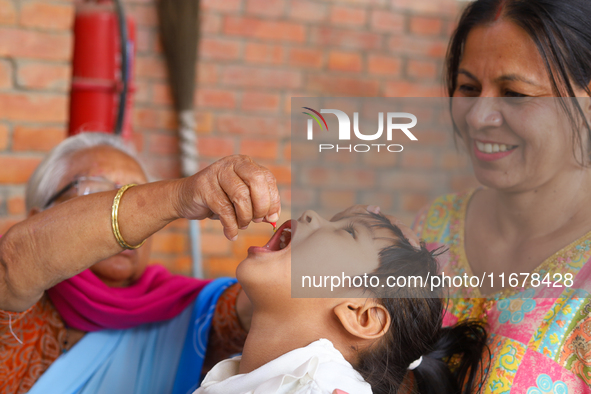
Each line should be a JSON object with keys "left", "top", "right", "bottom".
{"left": 330, "top": 204, "right": 421, "bottom": 249}
{"left": 177, "top": 155, "right": 281, "bottom": 240}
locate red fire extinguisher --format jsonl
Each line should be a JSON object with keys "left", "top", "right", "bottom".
{"left": 68, "top": 0, "right": 135, "bottom": 139}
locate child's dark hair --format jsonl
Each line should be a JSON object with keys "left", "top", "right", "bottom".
{"left": 353, "top": 212, "right": 489, "bottom": 394}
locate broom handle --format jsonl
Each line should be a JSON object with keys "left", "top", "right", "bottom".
{"left": 178, "top": 109, "right": 202, "bottom": 278}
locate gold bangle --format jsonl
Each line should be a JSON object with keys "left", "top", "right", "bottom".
{"left": 111, "top": 184, "right": 146, "bottom": 250}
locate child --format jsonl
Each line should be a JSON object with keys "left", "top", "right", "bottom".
{"left": 195, "top": 210, "right": 488, "bottom": 394}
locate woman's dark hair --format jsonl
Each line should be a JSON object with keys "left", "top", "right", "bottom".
{"left": 352, "top": 213, "right": 489, "bottom": 394}
{"left": 445, "top": 0, "right": 591, "bottom": 160}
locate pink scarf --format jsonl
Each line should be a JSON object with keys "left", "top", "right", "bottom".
{"left": 47, "top": 265, "right": 211, "bottom": 332}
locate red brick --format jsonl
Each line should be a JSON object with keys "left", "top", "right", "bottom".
{"left": 151, "top": 82, "right": 173, "bottom": 106}
{"left": 401, "top": 193, "right": 430, "bottom": 212}
{"left": 401, "top": 150, "right": 435, "bottom": 169}
{"left": 0, "top": 156, "right": 41, "bottom": 183}
{"left": 388, "top": 36, "right": 448, "bottom": 58}
{"left": 196, "top": 88, "right": 237, "bottom": 109}
{"left": 131, "top": 130, "right": 144, "bottom": 152}
{"left": 391, "top": 0, "right": 458, "bottom": 16}
{"left": 410, "top": 16, "right": 443, "bottom": 36}
{"left": 128, "top": 4, "right": 158, "bottom": 28}
{"left": 380, "top": 172, "right": 435, "bottom": 192}
{"left": 196, "top": 112, "right": 214, "bottom": 134}
{"left": 330, "top": 6, "right": 367, "bottom": 27}
{"left": 361, "top": 149, "right": 399, "bottom": 167}
{"left": 328, "top": 51, "right": 362, "bottom": 73}
{"left": 201, "top": 12, "right": 222, "bottom": 34}
{"left": 360, "top": 192, "right": 395, "bottom": 211}
{"left": 407, "top": 59, "right": 438, "bottom": 79}
{"left": 450, "top": 174, "right": 480, "bottom": 192}
{"left": 205, "top": 256, "right": 240, "bottom": 278}
{"left": 370, "top": 10, "right": 405, "bottom": 34}
{"left": 197, "top": 63, "right": 218, "bottom": 85}
{"left": 441, "top": 152, "right": 469, "bottom": 169}
{"left": 242, "top": 91, "right": 280, "bottom": 112}
{"left": 282, "top": 142, "right": 291, "bottom": 160}
{"left": 201, "top": 232, "right": 232, "bottom": 255}
{"left": 216, "top": 115, "right": 286, "bottom": 136}
{"left": 221, "top": 66, "right": 302, "bottom": 89}
{"left": 149, "top": 133, "right": 179, "bottom": 155}
{"left": 16, "top": 61, "right": 70, "bottom": 91}
{"left": 135, "top": 27, "right": 154, "bottom": 54}
{"left": 288, "top": 47, "right": 323, "bottom": 68}
{"left": 202, "top": 0, "right": 242, "bottom": 12}
{"left": 368, "top": 55, "right": 401, "bottom": 76}
{"left": 246, "top": 0, "right": 285, "bottom": 17}
{"left": 7, "top": 196, "right": 24, "bottom": 215}
{"left": 384, "top": 81, "right": 443, "bottom": 97}
{"left": 320, "top": 190, "right": 356, "bottom": 210}
{"left": 223, "top": 16, "right": 306, "bottom": 43}
{"left": 244, "top": 43, "right": 284, "bottom": 65}
{"left": 12, "top": 125, "right": 65, "bottom": 152}
{"left": 170, "top": 256, "right": 191, "bottom": 276}
{"left": 0, "top": 59, "right": 11, "bottom": 89}
{"left": 239, "top": 139, "right": 278, "bottom": 160}
{"left": 0, "top": 0, "right": 16, "bottom": 25}
{"left": 307, "top": 75, "right": 379, "bottom": 96}
{"left": 0, "top": 124, "right": 7, "bottom": 150}
{"left": 151, "top": 232, "right": 187, "bottom": 253}
{"left": 0, "top": 93, "right": 67, "bottom": 122}
{"left": 279, "top": 187, "right": 291, "bottom": 206}
{"left": 0, "top": 28, "right": 72, "bottom": 61}
{"left": 0, "top": 219, "right": 20, "bottom": 235}
{"left": 20, "top": 2, "right": 73, "bottom": 30}
{"left": 197, "top": 136, "right": 235, "bottom": 157}
{"left": 200, "top": 38, "right": 241, "bottom": 61}
{"left": 135, "top": 56, "right": 167, "bottom": 79}
{"left": 289, "top": 0, "right": 327, "bottom": 22}
{"left": 134, "top": 108, "right": 176, "bottom": 130}
{"left": 266, "top": 164, "right": 291, "bottom": 184}
{"left": 310, "top": 27, "right": 381, "bottom": 50}
{"left": 145, "top": 156, "right": 180, "bottom": 179}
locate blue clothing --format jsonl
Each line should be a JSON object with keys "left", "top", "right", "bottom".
{"left": 28, "top": 278, "right": 236, "bottom": 394}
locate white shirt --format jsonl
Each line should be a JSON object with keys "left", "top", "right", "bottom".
{"left": 193, "top": 338, "right": 373, "bottom": 394}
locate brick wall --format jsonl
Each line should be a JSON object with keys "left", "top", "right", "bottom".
{"left": 0, "top": 0, "right": 477, "bottom": 279}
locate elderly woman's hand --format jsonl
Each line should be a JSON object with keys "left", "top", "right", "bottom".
{"left": 330, "top": 205, "right": 421, "bottom": 249}
{"left": 176, "top": 155, "right": 281, "bottom": 241}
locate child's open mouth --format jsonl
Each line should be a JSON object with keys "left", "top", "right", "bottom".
{"left": 248, "top": 220, "right": 294, "bottom": 254}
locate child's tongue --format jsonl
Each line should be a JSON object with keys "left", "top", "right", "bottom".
{"left": 263, "top": 221, "right": 292, "bottom": 251}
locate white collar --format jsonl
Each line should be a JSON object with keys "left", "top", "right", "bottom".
{"left": 195, "top": 339, "right": 372, "bottom": 394}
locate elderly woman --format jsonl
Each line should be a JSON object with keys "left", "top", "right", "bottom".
{"left": 411, "top": 0, "right": 591, "bottom": 392}
{"left": 0, "top": 132, "right": 280, "bottom": 394}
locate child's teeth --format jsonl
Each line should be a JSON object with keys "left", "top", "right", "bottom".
{"left": 280, "top": 241, "right": 286, "bottom": 249}
{"left": 484, "top": 143, "right": 492, "bottom": 153}
{"left": 492, "top": 144, "right": 499, "bottom": 153}
{"left": 499, "top": 144, "right": 507, "bottom": 151}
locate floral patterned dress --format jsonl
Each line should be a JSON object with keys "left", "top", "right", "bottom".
{"left": 413, "top": 190, "right": 591, "bottom": 393}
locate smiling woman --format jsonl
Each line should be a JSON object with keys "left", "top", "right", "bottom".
{"left": 412, "top": 0, "right": 591, "bottom": 392}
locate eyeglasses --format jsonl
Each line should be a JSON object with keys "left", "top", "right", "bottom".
{"left": 44, "top": 176, "right": 123, "bottom": 209}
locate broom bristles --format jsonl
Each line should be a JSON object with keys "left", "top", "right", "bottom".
{"left": 158, "top": 0, "right": 200, "bottom": 112}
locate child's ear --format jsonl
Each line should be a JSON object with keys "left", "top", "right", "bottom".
{"left": 333, "top": 300, "right": 390, "bottom": 340}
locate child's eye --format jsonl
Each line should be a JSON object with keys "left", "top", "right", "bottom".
{"left": 343, "top": 224, "right": 356, "bottom": 239}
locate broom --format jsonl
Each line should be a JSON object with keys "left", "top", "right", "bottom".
{"left": 158, "top": 0, "right": 202, "bottom": 277}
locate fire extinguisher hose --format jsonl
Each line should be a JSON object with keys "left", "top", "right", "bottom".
{"left": 113, "top": 0, "right": 128, "bottom": 136}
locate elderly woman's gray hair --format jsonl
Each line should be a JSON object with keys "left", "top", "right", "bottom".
{"left": 26, "top": 132, "right": 146, "bottom": 212}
